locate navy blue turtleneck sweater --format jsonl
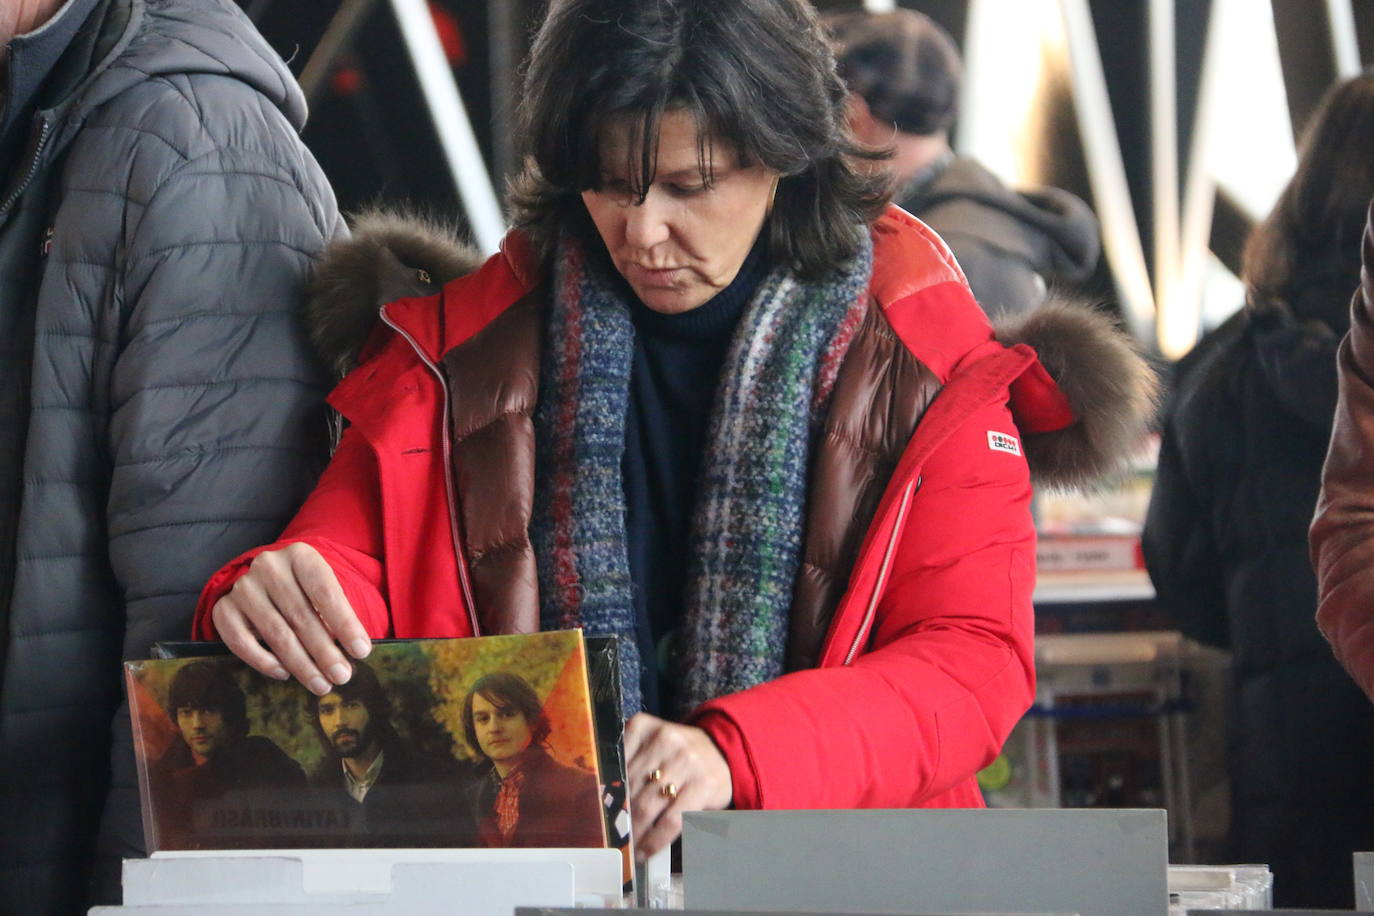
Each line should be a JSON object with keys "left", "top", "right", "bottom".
{"left": 622, "top": 238, "right": 768, "bottom": 715}
{"left": 0, "top": 0, "right": 103, "bottom": 171}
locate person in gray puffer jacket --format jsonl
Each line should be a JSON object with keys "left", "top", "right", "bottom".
{"left": 897, "top": 157, "right": 1100, "bottom": 319}
{"left": 0, "top": 0, "right": 342, "bottom": 910}
{"left": 827, "top": 8, "right": 1100, "bottom": 319}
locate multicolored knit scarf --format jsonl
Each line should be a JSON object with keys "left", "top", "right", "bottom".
{"left": 531, "top": 233, "right": 873, "bottom": 717}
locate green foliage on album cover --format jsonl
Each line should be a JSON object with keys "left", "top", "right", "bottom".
{"left": 427, "top": 632, "right": 582, "bottom": 761}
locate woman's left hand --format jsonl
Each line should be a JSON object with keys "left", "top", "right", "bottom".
{"left": 624, "top": 712, "right": 733, "bottom": 860}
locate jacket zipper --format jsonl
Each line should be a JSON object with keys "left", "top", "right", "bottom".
{"left": 379, "top": 306, "right": 480, "bottom": 636}
{"left": 0, "top": 117, "right": 53, "bottom": 217}
{"left": 843, "top": 473, "right": 921, "bottom": 665}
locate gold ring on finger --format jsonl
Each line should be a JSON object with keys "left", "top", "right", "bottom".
{"left": 660, "top": 781, "right": 679, "bottom": 800}
{"left": 648, "top": 768, "right": 663, "bottom": 783}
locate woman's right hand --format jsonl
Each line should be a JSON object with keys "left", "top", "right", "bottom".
{"left": 209, "top": 541, "right": 372, "bottom": 695}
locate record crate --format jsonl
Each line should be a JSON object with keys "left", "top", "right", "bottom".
{"left": 979, "top": 630, "right": 1230, "bottom": 863}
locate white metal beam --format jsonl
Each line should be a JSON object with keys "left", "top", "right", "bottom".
{"left": 1327, "top": 0, "right": 1362, "bottom": 78}
{"left": 1058, "top": 0, "right": 1156, "bottom": 341}
{"left": 389, "top": 0, "right": 507, "bottom": 253}
{"left": 1169, "top": 0, "right": 1228, "bottom": 358}
{"left": 1148, "top": 0, "right": 1180, "bottom": 355}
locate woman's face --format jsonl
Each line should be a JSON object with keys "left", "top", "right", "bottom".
{"left": 581, "top": 109, "right": 779, "bottom": 314}
{"left": 471, "top": 692, "right": 534, "bottom": 764}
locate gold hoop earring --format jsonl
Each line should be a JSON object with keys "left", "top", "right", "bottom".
{"left": 766, "top": 177, "right": 780, "bottom": 217}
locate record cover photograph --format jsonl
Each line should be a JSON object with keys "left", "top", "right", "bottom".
{"left": 125, "top": 630, "right": 606, "bottom": 853}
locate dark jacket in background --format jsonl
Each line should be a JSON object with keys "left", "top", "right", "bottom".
{"left": 1144, "top": 294, "right": 1374, "bottom": 908}
{"left": 310, "top": 739, "right": 477, "bottom": 847}
{"left": 900, "top": 156, "right": 1100, "bottom": 319}
{"left": 0, "top": 0, "right": 341, "bottom": 910}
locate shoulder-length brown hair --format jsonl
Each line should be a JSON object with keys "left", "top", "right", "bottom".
{"left": 508, "top": 0, "right": 890, "bottom": 280}
{"left": 461, "top": 672, "right": 552, "bottom": 759}
{"left": 1242, "top": 70, "right": 1374, "bottom": 320}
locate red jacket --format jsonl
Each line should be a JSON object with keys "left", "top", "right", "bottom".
{"left": 195, "top": 207, "right": 1153, "bottom": 811}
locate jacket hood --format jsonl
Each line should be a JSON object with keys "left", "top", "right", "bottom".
{"left": 306, "top": 209, "right": 486, "bottom": 377}
{"left": 307, "top": 212, "right": 1154, "bottom": 489}
{"left": 1246, "top": 303, "right": 1342, "bottom": 433}
{"left": 905, "top": 157, "right": 1101, "bottom": 284}
{"left": 1231, "top": 242, "right": 1356, "bottom": 430}
{"left": 50, "top": 0, "right": 307, "bottom": 149}
{"left": 994, "top": 300, "right": 1157, "bottom": 490}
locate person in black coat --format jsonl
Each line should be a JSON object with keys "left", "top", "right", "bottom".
{"left": 1143, "top": 71, "right": 1374, "bottom": 908}
{"left": 308, "top": 660, "right": 476, "bottom": 847}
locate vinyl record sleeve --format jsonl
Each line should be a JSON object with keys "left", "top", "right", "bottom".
{"left": 582, "top": 635, "right": 634, "bottom": 891}
{"left": 127, "top": 630, "right": 607, "bottom": 853}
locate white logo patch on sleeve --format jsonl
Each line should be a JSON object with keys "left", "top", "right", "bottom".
{"left": 987, "top": 430, "right": 1022, "bottom": 456}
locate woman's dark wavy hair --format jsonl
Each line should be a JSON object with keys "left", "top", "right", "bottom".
{"left": 1242, "top": 69, "right": 1374, "bottom": 324}
{"left": 461, "top": 672, "right": 552, "bottom": 760}
{"left": 508, "top": 0, "right": 891, "bottom": 280}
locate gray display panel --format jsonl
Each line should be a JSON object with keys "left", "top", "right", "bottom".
{"left": 1357, "top": 851, "right": 1374, "bottom": 910}
{"left": 521, "top": 911, "right": 1072, "bottom": 916}
{"left": 682, "top": 808, "right": 1166, "bottom": 916}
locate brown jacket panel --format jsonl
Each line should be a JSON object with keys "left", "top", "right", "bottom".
{"left": 787, "top": 303, "right": 941, "bottom": 670}
{"left": 442, "top": 289, "right": 546, "bottom": 635}
{"left": 1313, "top": 203, "right": 1374, "bottom": 702}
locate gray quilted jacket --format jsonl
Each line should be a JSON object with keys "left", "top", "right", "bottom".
{"left": 0, "top": 0, "right": 341, "bottom": 911}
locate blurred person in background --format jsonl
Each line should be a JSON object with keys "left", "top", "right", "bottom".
{"left": 193, "top": 0, "right": 1153, "bottom": 861}
{"left": 0, "top": 0, "right": 341, "bottom": 909}
{"left": 1146, "top": 70, "right": 1374, "bottom": 909}
{"left": 828, "top": 8, "right": 1100, "bottom": 320}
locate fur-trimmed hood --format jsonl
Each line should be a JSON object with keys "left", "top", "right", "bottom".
{"left": 306, "top": 211, "right": 1155, "bottom": 491}
{"left": 305, "top": 209, "right": 487, "bottom": 379}
{"left": 996, "top": 301, "right": 1157, "bottom": 490}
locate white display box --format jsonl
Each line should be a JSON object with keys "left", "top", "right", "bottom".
{"left": 1166, "top": 864, "right": 1271, "bottom": 910}
{"left": 89, "top": 847, "right": 623, "bottom": 914}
